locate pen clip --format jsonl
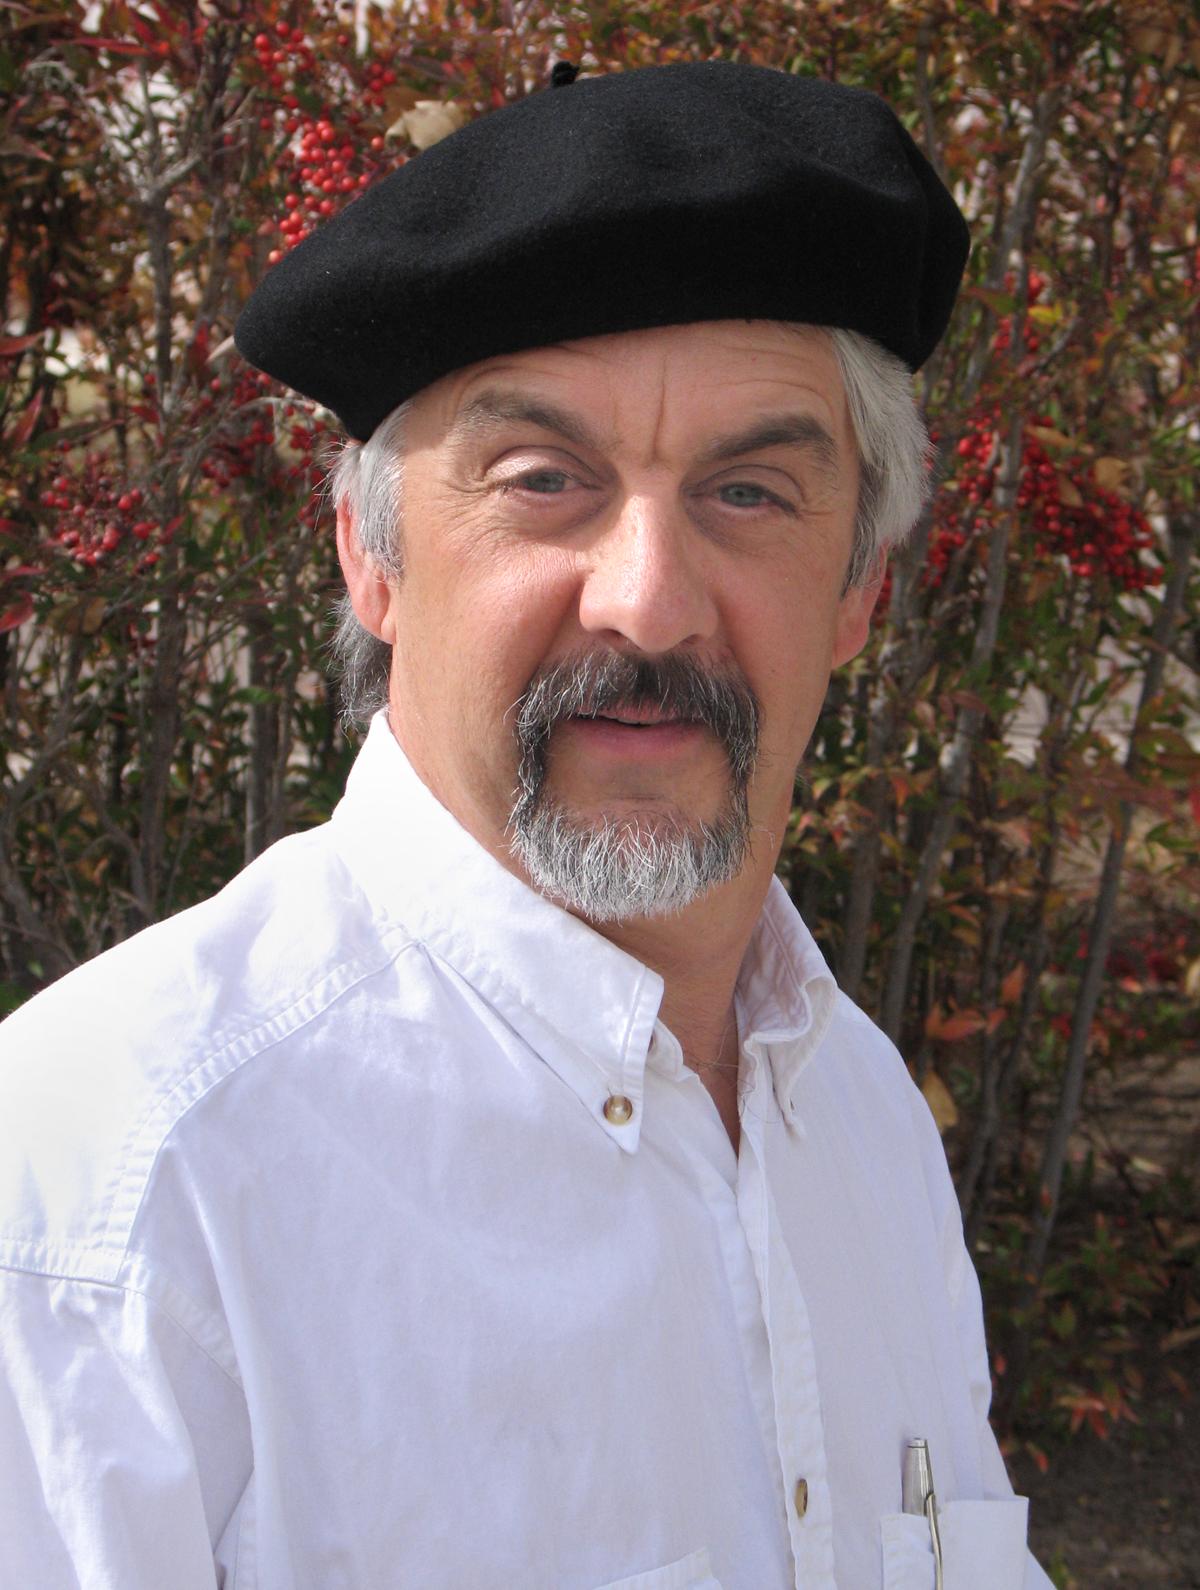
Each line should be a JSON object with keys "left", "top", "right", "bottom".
{"left": 902, "top": 1438, "right": 944, "bottom": 1590}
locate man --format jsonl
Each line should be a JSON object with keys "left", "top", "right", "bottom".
{"left": 0, "top": 63, "right": 1052, "bottom": 1588}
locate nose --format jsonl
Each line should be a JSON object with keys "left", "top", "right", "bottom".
{"left": 576, "top": 490, "right": 719, "bottom": 656}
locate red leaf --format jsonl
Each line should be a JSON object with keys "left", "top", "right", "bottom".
{"left": 130, "top": 13, "right": 159, "bottom": 45}
{"left": 72, "top": 38, "right": 154, "bottom": 56}
{"left": 0, "top": 332, "right": 42, "bottom": 358}
{"left": 999, "top": 963, "right": 1027, "bottom": 1005}
{"left": 0, "top": 594, "right": 34, "bottom": 633}
{"left": 1, "top": 134, "right": 54, "bottom": 163}
{"left": 925, "top": 1005, "right": 987, "bottom": 1042}
{"left": 9, "top": 389, "right": 44, "bottom": 448}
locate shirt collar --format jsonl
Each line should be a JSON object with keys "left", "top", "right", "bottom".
{"left": 734, "top": 877, "right": 838, "bottom": 1133}
{"left": 330, "top": 714, "right": 836, "bottom": 1149}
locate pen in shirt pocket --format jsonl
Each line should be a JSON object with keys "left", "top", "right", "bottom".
{"left": 902, "top": 1437, "right": 944, "bottom": 1590}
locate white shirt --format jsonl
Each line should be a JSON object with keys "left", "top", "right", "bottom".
{"left": 0, "top": 714, "right": 1050, "bottom": 1590}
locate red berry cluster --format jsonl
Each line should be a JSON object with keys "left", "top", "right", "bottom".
{"left": 198, "top": 366, "right": 281, "bottom": 489}
{"left": 1021, "top": 433, "right": 1159, "bottom": 590}
{"left": 199, "top": 382, "right": 335, "bottom": 529}
{"left": 1107, "top": 926, "right": 1191, "bottom": 988}
{"left": 925, "top": 413, "right": 994, "bottom": 585}
{"left": 993, "top": 269, "right": 1047, "bottom": 358}
{"left": 930, "top": 411, "right": 1160, "bottom": 593}
{"left": 40, "top": 462, "right": 169, "bottom": 572}
{"left": 250, "top": 20, "right": 396, "bottom": 265}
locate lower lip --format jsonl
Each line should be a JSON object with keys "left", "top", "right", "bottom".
{"left": 564, "top": 717, "right": 707, "bottom": 756}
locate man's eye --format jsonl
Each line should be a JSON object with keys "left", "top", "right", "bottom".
{"left": 718, "top": 482, "right": 777, "bottom": 509}
{"left": 516, "top": 469, "right": 571, "bottom": 494}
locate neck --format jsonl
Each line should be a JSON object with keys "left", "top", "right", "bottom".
{"left": 584, "top": 856, "right": 771, "bottom": 1076}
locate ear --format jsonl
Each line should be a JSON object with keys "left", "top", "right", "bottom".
{"left": 831, "top": 554, "right": 885, "bottom": 667}
{"left": 336, "top": 500, "right": 394, "bottom": 643}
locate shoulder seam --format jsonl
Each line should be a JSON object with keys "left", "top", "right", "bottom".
{"left": 95, "top": 928, "right": 423, "bottom": 1269}
{"left": 0, "top": 1257, "right": 245, "bottom": 1391}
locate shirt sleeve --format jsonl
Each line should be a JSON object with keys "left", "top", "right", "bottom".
{"left": 0, "top": 1265, "right": 251, "bottom": 1589}
{"left": 925, "top": 1115, "right": 1057, "bottom": 1590}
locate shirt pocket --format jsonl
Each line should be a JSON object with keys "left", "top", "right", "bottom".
{"left": 881, "top": 1496, "right": 1030, "bottom": 1589}
{"left": 595, "top": 1544, "right": 723, "bottom": 1590}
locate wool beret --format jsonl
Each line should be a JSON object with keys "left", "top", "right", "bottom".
{"left": 235, "top": 62, "right": 969, "bottom": 441}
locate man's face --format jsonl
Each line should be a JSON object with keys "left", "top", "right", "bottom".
{"left": 348, "top": 321, "right": 878, "bottom": 920}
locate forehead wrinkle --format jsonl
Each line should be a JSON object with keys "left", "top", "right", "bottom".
{"left": 448, "top": 388, "right": 608, "bottom": 452}
{"left": 640, "top": 343, "right": 672, "bottom": 469}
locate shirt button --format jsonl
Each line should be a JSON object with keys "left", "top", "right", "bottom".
{"left": 603, "top": 1094, "right": 634, "bottom": 1126}
{"left": 793, "top": 1477, "right": 809, "bottom": 1519}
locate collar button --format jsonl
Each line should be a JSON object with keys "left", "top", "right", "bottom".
{"left": 603, "top": 1094, "right": 634, "bottom": 1126}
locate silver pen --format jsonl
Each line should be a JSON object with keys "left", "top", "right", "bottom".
{"left": 902, "top": 1437, "right": 944, "bottom": 1590}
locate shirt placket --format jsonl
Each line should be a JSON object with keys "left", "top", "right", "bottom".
{"left": 737, "top": 1068, "right": 836, "bottom": 1589}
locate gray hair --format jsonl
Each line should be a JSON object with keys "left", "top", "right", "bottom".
{"left": 327, "top": 326, "right": 929, "bottom": 726}
{"left": 327, "top": 400, "right": 409, "bottom": 728}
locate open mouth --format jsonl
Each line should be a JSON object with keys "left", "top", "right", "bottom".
{"left": 576, "top": 709, "right": 698, "bottom": 729}
{"left": 588, "top": 715, "right": 688, "bottom": 729}
{"left": 562, "top": 713, "right": 706, "bottom": 755}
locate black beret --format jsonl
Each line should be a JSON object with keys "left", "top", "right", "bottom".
{"left": 235, "top": 63, "right": 969, "bottom": 442}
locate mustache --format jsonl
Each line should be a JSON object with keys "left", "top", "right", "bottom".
{"left": 511, "top": 650, "right": 761, "bottom": 788}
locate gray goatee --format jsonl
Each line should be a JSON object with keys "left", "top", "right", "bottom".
{"left": 506, "top": 650, "right": 761, "bottom": 923}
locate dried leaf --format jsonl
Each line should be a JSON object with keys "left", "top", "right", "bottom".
{"left": 386, "top": 99, "right": 467, "bottom": 151}
{"left": 1093, "top": 456, "right": 1131, "bottom": 494}
{"left": 947, "top": 688, "right": 989, "bottom": 714}
{"left": 920, "top": 1068, "right": 959, "bottom": 1133}
{"left": 1027, "top": 424, "right": 1073, "bottom": 452}
{"left": 1055, "top": 471, "right": 1084, "bottom": 508}
{"left": 49, "top": 595, "right": 106, "bottom": 635}
{"left": 1000, "top": 963, "right": 1027, "bottom": 1005}
{"left": 1165, "top": 1367, "right": 1193, "bottom": 1400}
{"left": 925, "top": 1006, "right": 986, "bottom": 1042}
{"left": 1131, "top": 26, "right": 1168, "bottom": 55}
{"left": 991, "top": 817, "right": 1033, "bottom": 854}
{"left": 1160, "top": 1324, "right": 1200, "bottom": 1354}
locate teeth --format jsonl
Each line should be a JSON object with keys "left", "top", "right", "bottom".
{"left": 579, "top": 712, "right": 692, "bottom": 727}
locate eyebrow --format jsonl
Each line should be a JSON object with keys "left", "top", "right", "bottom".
{"left": 448, "top": 390, "right": 842, "bottom": 479}
{"left": 449, "top": 390, "right": 604, "bottom": 451}
{"left": 699, "top": 414, "right": 842, "bottom": 478}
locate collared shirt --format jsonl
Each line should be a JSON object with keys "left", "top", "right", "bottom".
{"left": 0, "top": 715, "right": 1051, "bottom": 1590}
